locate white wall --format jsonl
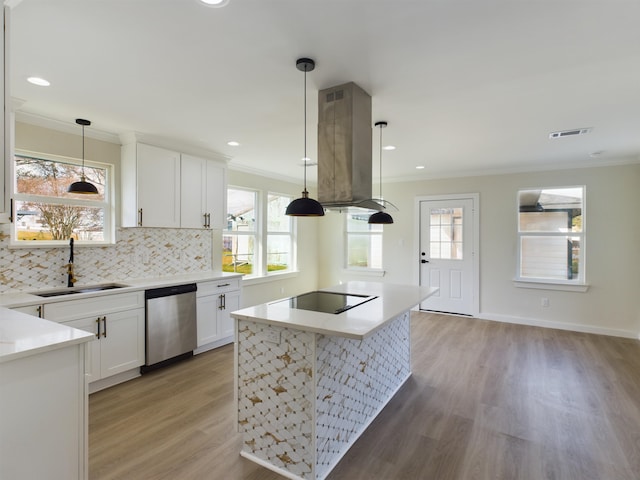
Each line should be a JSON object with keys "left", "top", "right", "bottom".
{"left": 318, "top": 163, "right": 640, "bottom": 338}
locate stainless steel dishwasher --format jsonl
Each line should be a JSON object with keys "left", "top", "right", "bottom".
{"left": 143, "top": 283, "right": 197, "bottom": 372}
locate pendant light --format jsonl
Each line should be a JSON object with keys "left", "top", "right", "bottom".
{"left": 285, "top": 58, "right": 325, "bottom": 217}
{"left": 368, "top": 121, "right": 394, "bottom": 224}
{"left": 68, "top": 118, "right": 99, "bottom": 194}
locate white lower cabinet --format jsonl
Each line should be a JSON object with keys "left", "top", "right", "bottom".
{"left": 196, "top": 278, "right": 241, "bottom": 352}
{"left": 64, "top": 308, "right": 145, "bottom": 382}
{"left": 44, "top": 291, "right": 145, "bottom": 389}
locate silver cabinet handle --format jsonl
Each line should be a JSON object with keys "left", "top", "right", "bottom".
{"left": 37, "top": 305, "right": 42, "bottom": 318}
{"left": 217, "top": 283, "right": 230, "bottom": 288}
{"left": 203, "top": 213, "right": 208, "bottom": 228}
{"left": 96, "top": 317, "right": 101, "bottom": 338}
{"left": 102, "top": 316, "right": 107, "bottom": 338}
{"left": 138, "top": 208, "right": 143, "bottom": 227}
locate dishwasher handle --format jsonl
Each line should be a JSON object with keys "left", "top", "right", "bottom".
{"left": 145, "top": 283, "right": 197, "bottom": 300}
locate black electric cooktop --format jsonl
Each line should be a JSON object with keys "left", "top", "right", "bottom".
{"left": 272, "top": 291, "right": 377, "bottom": 314}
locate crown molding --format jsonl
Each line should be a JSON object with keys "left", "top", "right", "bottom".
{"left": 15, "top": 110, "right": 121, "bottom": 144}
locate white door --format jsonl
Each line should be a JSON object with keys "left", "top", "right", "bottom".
{"left": 419, "top": 197, "right": 476, "bottom": 315}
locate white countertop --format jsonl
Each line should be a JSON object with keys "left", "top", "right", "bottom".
{"left": 0, "top": 308, "right": 94, "bottom": 363}
{"left": 0, "top": 271, "right": 242, "bottom": 363}
{"left": 0, "top": 271, "right": 243, "bottom": 309}
{"left": 231, "top": 281, "right": 438, "bottom": 339}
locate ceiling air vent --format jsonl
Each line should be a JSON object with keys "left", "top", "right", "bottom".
{"left": 549, "top": 128, "right": 592, "bottom": 139}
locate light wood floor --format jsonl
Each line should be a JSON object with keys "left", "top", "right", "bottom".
{"left": 89, "top": 312, "right": 640, "bottom": 480}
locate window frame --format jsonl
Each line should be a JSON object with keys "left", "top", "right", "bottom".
{"left": 344, "top": 212, "right": 384, "bottom": 274}
{"left": 265, "top": 191, "right": 296, "bottom": 276}
{"left": 515, "top": 185, "right": 587, "bottom": 291}
{"left": 223, "top": 186, "right": 297, "bottom": 280}
{"left": 11, "top": 150, "right": 115, "bottom": 247}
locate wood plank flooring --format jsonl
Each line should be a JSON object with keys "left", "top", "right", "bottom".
{"left": 89, "top": 312, "right": 640, "bottom": 479}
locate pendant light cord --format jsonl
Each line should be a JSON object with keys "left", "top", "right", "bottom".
{"left": 303, "top": 67, "right": 308, "bottom": 193}
{"left": 379, "top": 124, "right": 383, "bottom": 199}
{"left": 81, "top": 124, "right": 86, "bottom": 177}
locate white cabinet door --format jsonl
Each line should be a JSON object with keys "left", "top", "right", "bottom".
{"left": 218, "top": 289, "right": 239, "bottom": 339}
{"left": 136, "top": 144, "right": 181, "bottom": 228}
{"left": 64, "top": 316, "right": 101, "bottom": 383}
{"left": 64, "top": 308, "right": 144, "bottom": 382}
{"left": 205, "top": 161, "right": 226, "bottom": 229}
{"left": 196, "top": 294, "right": 219, "bottom": 347}
{"left": 180, "top": 154, "right": 208, "bottom": 229}
{"left": 181, "top": 154, "right": 226, "bottom": 229}
{"left": 99, "top": 308, "right": 145, "bottom": 378}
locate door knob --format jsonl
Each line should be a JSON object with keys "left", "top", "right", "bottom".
{"left": 421, "top": 259, "right": 429, "bottom": 263}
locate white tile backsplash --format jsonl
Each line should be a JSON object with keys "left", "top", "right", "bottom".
{"left": 0, "top": 225, "right": 213, "bottom": 293}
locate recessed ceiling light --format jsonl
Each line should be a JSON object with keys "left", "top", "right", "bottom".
{"left": 382, "top": 145, "right": 396, "bottom": 151}
{"left": 199, "top": 0, "right": 230, "bottom": 7}
{"left": 416, "top": 165, "right": 425, "bottom": 170}
{"left": 27, "top": 76, "right": 50, "bottom": 87}
{"left": 227, "top": 141, "right": 240, "bottom": 146}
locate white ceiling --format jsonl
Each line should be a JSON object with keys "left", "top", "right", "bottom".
{"left": 9, "top": 0, "right": 640, "bottom": 184}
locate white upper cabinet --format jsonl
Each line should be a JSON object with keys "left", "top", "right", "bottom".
{"left": 181, "top": 154, "right": 226, "bottom": 229}
{"left": 122, "top": 143, "right": 227, "bottom": 229}
{"left": 121, "top": 143, "right": 181, "bottom": 228}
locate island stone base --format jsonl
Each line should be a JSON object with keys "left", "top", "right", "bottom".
{"left": 236, "top": 311, "right": 411, "bottom": 480}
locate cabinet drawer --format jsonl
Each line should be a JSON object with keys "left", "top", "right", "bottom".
{"left": 44, "top": 291, "right": 144, "bottom": 323}
{"left": 197, "top": 278, "right": 240, "bottom": 296}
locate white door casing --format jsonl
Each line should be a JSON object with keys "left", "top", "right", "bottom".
{"left": 416, "top": 194, "right": 479, "bottom": 316}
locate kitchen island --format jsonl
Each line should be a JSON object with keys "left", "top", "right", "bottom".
{"left": 0, "top": 308, "right": 94, "bottom": 479}
{"left": 231, "top": 281, "right": 437, "bottom": 480}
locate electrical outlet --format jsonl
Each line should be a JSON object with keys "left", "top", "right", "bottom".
{"left": 264, "top": 328, "right": 281, "bottom": 345}
{"left": 541, "top": 297, "right": 550, "bottom": 308}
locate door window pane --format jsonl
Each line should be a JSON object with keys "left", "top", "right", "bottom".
{"left": 429, "top": 207, "right": 463, "bottom": 260}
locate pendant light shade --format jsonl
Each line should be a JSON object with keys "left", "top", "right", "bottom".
{"left": 68, "top": 118, "right": 99, "bottom": 195}
{"left": 368, "top": 121, "right": 393, "bottom": 224}
{"left": 285, "top": 58, "right": 324, "bottom": 217}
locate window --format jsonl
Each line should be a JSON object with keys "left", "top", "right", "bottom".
{"left": 266, "top": 193, "right": 294, "bottom": 273}
{"left": 13, "top": 153, "right": 113, "bottom": 245}
{"left": 223, "top": 188, "right": 257, "bottom": 275}
{"left": 346, "top": 213, "right": 383, "bottom": 270}
{"left": 517, "top": 186, "right": 584, "bottom": 283}
{"left": 222, "top": 188, "right": 295, "bottom": 277}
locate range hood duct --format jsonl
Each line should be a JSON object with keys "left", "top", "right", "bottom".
{"left": 317, "top": 82, "right": 388, "bottom": 211}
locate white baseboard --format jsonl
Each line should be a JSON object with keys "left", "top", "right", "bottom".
{"left": 477, "top": 312, "right": 639, "bottom": 339}
{"left": 88, "top": 368, "right": 141, "bottom": 394}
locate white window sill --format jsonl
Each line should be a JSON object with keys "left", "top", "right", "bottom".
{"left": 513, "top": 279, "right": 589, "bottom": 292}
{"left": 241, "top": 271, "right": 299, "bottom": 286}
{"left": 342, "top": 268, "right": 386, "bottom": 277}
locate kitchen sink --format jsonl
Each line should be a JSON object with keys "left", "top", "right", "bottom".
{"left": 34, "top": 283, "right": 129, "bottom": 298}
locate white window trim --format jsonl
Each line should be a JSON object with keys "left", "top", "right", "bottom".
{"left": 515, "top": 185, "right": 587, "bottom": 290}
{"left": 265, "top": 191, "right": 296, "bottom": 277}
{"left": 10, "top": 150, "right": 115, "bottom": 247}
{"left": 344, "top": 215, "right": 384, "bottom": 272}
{"left": 225, "top": 187, "right": 296, "bottom": 280}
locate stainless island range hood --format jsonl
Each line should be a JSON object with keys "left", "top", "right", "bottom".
{"left": 317, "top": 82, "right": 394, "bottom": 212}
